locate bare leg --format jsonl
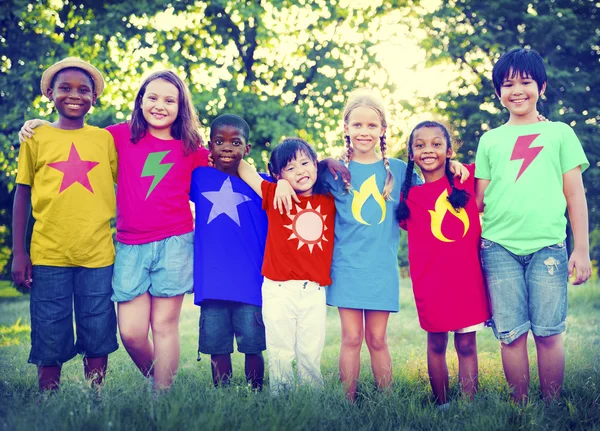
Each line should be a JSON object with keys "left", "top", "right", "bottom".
{"left": 534, "top": 333, "right": 565, "bottom": 403}
{"left": 210, "top": 354, "right": 232, "bottom": 387}
{"left": 454, "top": 332, "right": 478, "bottom": 400}
{"left": 338, "top": 308, "right": 364, "bottom": 402}
{"left": 150, "top": 294, "right": 185, "bottom": 391}
{"left": 117, "top": 293, "right": 154, "bottom": 377}
{"left": 500, "top": 332, "right": 530, "bottom": 404}
{"left": 364, "top": 310, "right": 392, "bottom": 393}
{"left": 245, "top": 353, "right": 265, "bottom": 391}
{"left": 38, "top": 365, "right": 61, "bottom": 391}
{"left": 427, "top": 332, "right": 449, "bottom": 404}
{"left": 84, "top": 356, "right": 108, "bottom": 388}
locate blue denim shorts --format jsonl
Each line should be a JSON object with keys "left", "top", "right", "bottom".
{"left": 198, "top": 300, "right": 266, "bottom": 355}
{"left": 112, "top": 232, "right": 194, "bottom": 302}
{"left": 29, "top": 265, "right": 118, "bottom": 366}
{"left": 480, "top": 239, "right": 568, "bottom": 344}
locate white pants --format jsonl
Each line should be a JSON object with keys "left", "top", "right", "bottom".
{"left": 262, "top": 278, "right": 327, "bottom": 394}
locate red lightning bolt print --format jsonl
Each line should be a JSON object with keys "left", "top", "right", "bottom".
{"left": 510, "top": 134, "right": 542, "bottom": 181}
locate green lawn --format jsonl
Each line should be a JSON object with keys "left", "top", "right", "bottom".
{"left": 0, "top": 279, "right": 599, "bottom": 430}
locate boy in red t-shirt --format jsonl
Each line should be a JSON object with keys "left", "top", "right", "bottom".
{"left": 238, "top": 137, "right": 335, "bottom": 394}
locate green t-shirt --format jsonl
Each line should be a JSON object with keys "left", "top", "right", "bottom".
{"left": 475, "top": 121, "right": 589, "bottom": 255}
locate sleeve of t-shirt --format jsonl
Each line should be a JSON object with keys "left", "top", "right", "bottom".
{"left": 558, "top": 123, "right": 589, "bottom": 174}
{"left": 105, "top": 122, "right": 128, "bottom": 154}
{"left": 319, "top": 166, "right": 343, "bottom": 193}
{"left": 189, "top": 168, "right": 204, "bottom": 203}
{"left": 260, "top": 180, "right": 275, "bottom": 211}
{"left": 15, "top": 137, "right": 36, "bottom": 186}
{"left": 107, "top": 132, "right": 118, "bottom": 184}
{"left": 474, "top": 135, "right": 491, "bottom": 180}
{"left": 192, "top": 146, "right": 210, "bottom": 169}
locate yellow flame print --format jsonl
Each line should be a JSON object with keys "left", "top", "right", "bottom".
{"left": 351, "top": 174, "right": 386, "bottom": 225}
{"left": 428, "top": 189, "right": 470, "bottom": 242}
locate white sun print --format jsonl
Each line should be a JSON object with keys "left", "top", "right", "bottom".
{"left": 284, "top": 201, "right": 328, "bottom": 253}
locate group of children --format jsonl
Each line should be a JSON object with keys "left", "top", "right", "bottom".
{"left": 12, "top": 47, "right": 591, "bottom": 407}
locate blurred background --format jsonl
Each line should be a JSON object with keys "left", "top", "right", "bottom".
{"left": 0, "top": 0, "right": 598, "bottom": 279}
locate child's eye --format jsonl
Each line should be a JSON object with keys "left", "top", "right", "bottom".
{"left": 148, "top": 96, "right": 156, "bottom": 100}
{"left": 79, "top": 88, "right": 89, "bottom": 93}
{"left": 215, "top": 140, "right": 223, "bottom": 145}
{"left": 232, "top": 141, "right": 241, "bottom": 146}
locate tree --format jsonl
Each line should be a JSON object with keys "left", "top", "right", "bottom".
{"left": 416, "top": 0, "right": 600, "bottom": 233}
{"left": 0, "top": 0, "right": 413, "bottom": 277}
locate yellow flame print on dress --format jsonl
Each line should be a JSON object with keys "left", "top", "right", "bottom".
{"left": 429, "top": 189, "right": 470, "bottom": 242}
{"left": 351, "top": 174, "right": 386, "bottom": 225}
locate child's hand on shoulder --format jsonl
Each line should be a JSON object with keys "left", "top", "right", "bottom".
{"left": 19, "top": 119, "right": 49, "bottom": 143}
{"left": 274, "top": 179, "right": 299, "bottom": 214}
{"left": 321, "top": 158, "right": 351, "bottom": 186}
{"left": 449, "top": 160, "right": 470, "bottom": 183}
{"left": 568, "top": 249, "right": 592, "bottom": 285}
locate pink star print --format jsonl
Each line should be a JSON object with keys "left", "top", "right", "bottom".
{"left": 47, "top": 143, "right": 99, "bottom": 193}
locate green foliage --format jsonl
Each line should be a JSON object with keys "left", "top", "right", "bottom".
{"left": 0, "top": 0, "right": 411, "bottom": 277}
{"left": 416, "top": 0, "right": 600, "bottom": 231}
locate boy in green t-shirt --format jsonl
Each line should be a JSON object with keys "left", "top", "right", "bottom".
{"left": 474, "top": 48, "right": 590, "bottom": 404}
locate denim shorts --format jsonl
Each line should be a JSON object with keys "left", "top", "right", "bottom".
{"left": 29, "top": 265, "right": 118, "bottom": 366}
{"left": 480, "top": 239, "right": 568, "bottom": 345}
{"left": 112, "top": 232, "right": 194, "bottom": 302}
{"left": 198, "top": 300, "right": 266, "bottom": 355}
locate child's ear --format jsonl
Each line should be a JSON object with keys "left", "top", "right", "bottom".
{"left": 91, "top": 93, "right": 97, "bottom": 105}
{"left": 409, "top": 152, "right": 415, "bottom": 161}
{"left": 446, "top": 147, "right": 454, "bottom": 159}
{"left": 343, "top": 123, "right": 349, "bottom": 136}
{"left": 273, "top": 173, "right": 281, "bottom": 180}
{"left": 47, "top": 88, "right": 54, "bottom": 101}
{"left": 540, "top": 82, "right": 547, "bottom": 96}
{"left": 244, "top": 144, "right": 251, "bottom": 156}
{"left": 208, "top": 140, "right": 214, "bottom": 151}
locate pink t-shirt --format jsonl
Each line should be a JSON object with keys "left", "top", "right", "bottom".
{"left": 107, "top": 122, "right": 209, "bottom": 244}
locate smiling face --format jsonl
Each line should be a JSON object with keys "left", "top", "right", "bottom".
{"left": 344, "top": 106, "right": 386, "bottom": 162}
{"left": 208, "top": 124, "right": 251, "bottom": 175}
{"left": 498, "top": 69, "right": 546, "bottom": 125}
{"left": 275, "top": 150, "right": 318, "bottom": 197}
{"left": 410, "top": 126, "right": 452, "bottom": 182}
{"left": 141, "top": 78, "right": 179, "bottom": 139}
{"left": 48, "top": 68, "right": 96, "bottom": 128}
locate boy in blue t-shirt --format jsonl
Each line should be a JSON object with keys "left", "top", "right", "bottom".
{"left": 190, "top": 114, "right": 268, "bottom": 390}
{"left": 475, "top": 48, "right": 590, "bottom": 403}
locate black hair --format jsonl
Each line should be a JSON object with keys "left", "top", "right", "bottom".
{"left": 492, "top": 48, "right": 547, "bottom": 95}
{"left": 268, "top": 137, "right": 326, "bottom": 195}
{"left": 396, "top": 121, "right": 470, "bottom": 222}
{"left": 51, "top": 67, "right": 96, "bottom": 93}
{"left": 210, "top": 114, "right": 250, "bottom": 143}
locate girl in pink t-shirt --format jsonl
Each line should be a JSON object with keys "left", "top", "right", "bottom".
{"left": 20, "top": 70, "right": 209, "bottom": 392}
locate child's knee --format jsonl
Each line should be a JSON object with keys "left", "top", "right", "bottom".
{"left": 428, "top": 337, "right": 448, "bottom": 356}
{"left": 365, "top": 333, "right": 387, "bottom": 352}
{"left": 533, "top": 333, "right": 563, "bottom": 349}
{"left": 455, "top": 337, "right": 476, "bottom": 358}
{"left": 342, "top": 331, "right": 364, "bottom": 349}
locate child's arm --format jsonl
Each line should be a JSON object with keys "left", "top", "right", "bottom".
{"left": 11, "top": 185, "right": 32, "bottom": 288}
{"left": 475, "top": 179, "right": 490, "bottom": 213}
{"left": 19, "top": 119, "right": 49, "bottom": 143}
{"left": 563, "top": 166, "right": 591, "bottom": 285}
{"left": 449, "top": 160, "right": 469, "bottom": 183}
{"left": 319, "top": 158, "right": 351, "bottom": 185}
{"left": 238, "top": 160, "right": 266, "bottom": 198}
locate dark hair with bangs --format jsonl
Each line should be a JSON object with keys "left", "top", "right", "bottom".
{"left": 51, "top": 67, "right": 95, "bottom": 93}
{"left": 130, "top": 70, "right": 203, "bottom": 155}
{"left": 210, "top": 114, "right": 250, "bottom": 143}
{"left": 492, "top": 48, "right": 547, "bottom": 95}
{"left": 268, "top": 137, "right": 326, "bottom": 195}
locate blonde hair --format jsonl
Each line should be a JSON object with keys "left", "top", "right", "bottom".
{"left": 342, "top": 90, "right": 394, "bottom": 200}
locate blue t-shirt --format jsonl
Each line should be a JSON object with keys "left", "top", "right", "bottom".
{"left": 324, "top": 158, "right": 419, "bottom": 312}
{"left": 190, "top": 167, "right": 270, "bottom": 306}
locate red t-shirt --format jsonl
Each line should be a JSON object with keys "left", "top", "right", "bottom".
{"left": 261, "top": 181, "right": 335, "bottom": 286}
{"left": 401, "top": 164, "right": 490, "bottom": 332}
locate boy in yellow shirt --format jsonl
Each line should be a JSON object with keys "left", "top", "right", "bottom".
{"left": 12, "top": 57, "right": 118, "bottom": 391}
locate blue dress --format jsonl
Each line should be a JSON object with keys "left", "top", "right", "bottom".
{"left": 324, "top": 158, "right": 418, "bottom": 312}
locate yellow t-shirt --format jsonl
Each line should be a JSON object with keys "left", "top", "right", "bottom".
{"left": 16, "top": 125, "right": 117, "bottom": 267}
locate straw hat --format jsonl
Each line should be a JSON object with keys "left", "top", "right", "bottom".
{"left": 40, "top": 57, "right": 105, "bottom": 97}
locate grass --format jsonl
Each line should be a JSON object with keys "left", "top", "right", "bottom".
{"left": 0, "top": 278, "right": 599, "bottom": 430}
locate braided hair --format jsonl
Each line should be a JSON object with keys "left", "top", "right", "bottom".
{"left": 396, "top": 121, "right": 470, "bottom": 222}
{"left": 342, "top": 89, "right": 394, "bottom": 200}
